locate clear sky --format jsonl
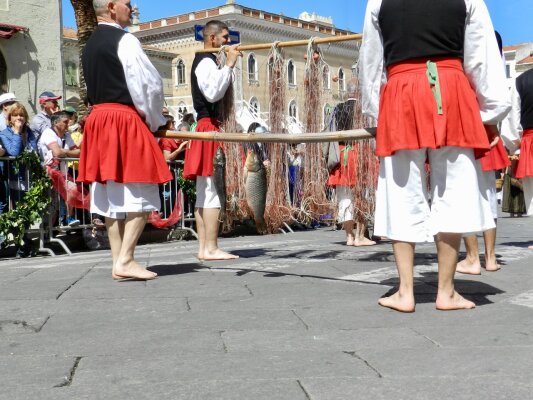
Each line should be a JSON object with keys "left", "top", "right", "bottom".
{"left": 62, "top": 0, "right": 532, "bottom": 46}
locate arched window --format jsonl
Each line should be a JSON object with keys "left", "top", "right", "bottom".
{"left": 176, "top": 59, "right": 186, "bottom": 85}
{"left": 287, "top": 59, "right": 296, "bottom": 86}
{"left": 268, "top": 56, "right": 274, "bottom": 83}
{"left": 248, "top": 53, "right": 258, "bottom": 82}
{"left": 322, "top": 65, "right": 330, "bottom": 90}
{"left": 0, "top": 50, "right": 7, "bottom": 93}
{"left": 249, "top": 97, "right": 260, "bottom": 116}
{"left": 323, "top": 103, "right": 333, "bottom": 126}
{"left": 338, "top": 67, "right": 345, "bottom": 92}
{"left": 288, "top": 100, "right": 298, "bottom": 119}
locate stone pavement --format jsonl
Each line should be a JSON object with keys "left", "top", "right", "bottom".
{"left": 1, "top": 215, "right": 532, "bottom": 400}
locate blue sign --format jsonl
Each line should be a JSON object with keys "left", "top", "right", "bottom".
{"left": 194, "top": 24, "right": 241, "bottom": 44}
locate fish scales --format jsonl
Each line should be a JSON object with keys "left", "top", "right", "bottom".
{"left": 245, "top": 150, "right": 268, "bottom": 233}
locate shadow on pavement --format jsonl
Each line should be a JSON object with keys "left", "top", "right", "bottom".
{"left": 147, "top": 263, "right": 207, "bottom": 276}
{"left": 498, "top": 240, "right": 533, "bottom": 248}
{"left": 379, "top": 272, "right": 505, "bottom": 306}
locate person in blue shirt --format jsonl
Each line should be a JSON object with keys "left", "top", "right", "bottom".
{"left": 0, "top": 102, "right": 38, "bottom": 257}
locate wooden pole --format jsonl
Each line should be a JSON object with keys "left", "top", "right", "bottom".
{"left": 155, "top": 128, "right": 375, "bottom": 143}
{"left": 197, "top": 33, "right": 362, "bottom": 53}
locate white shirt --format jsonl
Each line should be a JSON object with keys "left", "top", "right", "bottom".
{"left": 195, "top": 57, "right": 233, "bottom": 103}
{"left": 38, "top": 128, "right": 76, "bottom": 173}
{"left": 359, "top": 0, "right": 511, "bottom": 125}
{"left": 500, "top": 82, "right": 522, "bottom": 154}
{"left": 100, "top": 22, "right": 166, "bottom": 132}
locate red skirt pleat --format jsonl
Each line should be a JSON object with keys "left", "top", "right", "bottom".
{"left": 183, "top": 117, "right": 221, "bottom": 180}
{"left": 77, "top": 103, "right": 172, "bottom": 184}
{"left": 515, "top": 129, "right": 533, "bottom": 178}
{"left": 327, "top": 144, "right": 358, "bottom": 187}
{"left": 480, "top": 138, "right": 510, "bottom": 172}
{"left": 376, "top": 58, "right": 490, "bottom": 157}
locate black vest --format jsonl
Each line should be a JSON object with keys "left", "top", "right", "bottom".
{"left": 516, "top": 69, "right": 533, "bottom": 130}
{"left": 379, "top": 0, "right": 467, "bottom": 67}
{"left": 82, "top": 25, "right": 134, "bottom": 105}
{"left": 191, "top": 53, "right": 219, "bottom": 120}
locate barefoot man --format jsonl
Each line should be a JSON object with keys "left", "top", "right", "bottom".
{"left": 359, "top": 0, "right": 510, "bottom": 312}
{"left": 457, "top": 31, "right": 511, "bottom": 274}
{"left": 78, "top": 0, "right": 172, "bottom": 280}
{"left": 327, "top": 79, "right": 376, "bottom": 247}
{"left": 183, "top": 20, "right": 241, "bottom": 261}
{"left": 501, "top": 68, "right": 533, "bottom": 249}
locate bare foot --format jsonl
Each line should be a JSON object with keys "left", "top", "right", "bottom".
{"left": 353, "top": 237, "right": 377, "bottom": 247}
{"left": 112, "top": 260, "right": 157, "bottom": 281}
{"left": 436, "top": 291, "right": 476, "bottom": 311}
{"left": 484, "top": 257, "right": 501, "bottom": 272}
{"left": 456, "top": 258, "right": 481, "bottom": 275}
{"left": 346, "top": 239, "right": 355, "bottom": 246}
{"left": 203, "top": 248, "right": 239, "bottom": 261}
{"left": 528, "top": 245, "right": 533, "bottom": 250}
{"left": 378, "top": 291, "right": 415, "bottom": 313}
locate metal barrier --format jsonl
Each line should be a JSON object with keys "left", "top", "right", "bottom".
{"left": 158, "top": 160, "right": 198, "bottom": 240}
{"left": 0, "top": 156, "right": 198, "bottom": 257}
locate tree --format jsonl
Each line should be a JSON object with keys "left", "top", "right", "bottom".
{"left": 69, "top": 0, "right": 97, "bottom": 115}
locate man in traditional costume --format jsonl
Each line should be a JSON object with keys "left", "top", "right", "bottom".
{"left": 360, "top": 0, "right": 510, "bottom": 312}
{"left": 183, "top": 20, "right": 241, "bottom": 260}
{"left": 501, "top": 68, "right": 533, "bottom": 248}
{"left": 78, "top": 0, "right": 172, "bottom": 280}
{"left": 327, "top": 79, "right": 377, "bottom": 247}
{"left": 456, "top": 31, "right": 511, "bottom": 274}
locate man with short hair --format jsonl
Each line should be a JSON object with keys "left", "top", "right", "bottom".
{"left": 501, "top": 67, "right": 533, "bottom": 242}
{"left": 78, "top": 0, "right": 172, "bottom": 280}
{"left": 0, "top": 92, "right": 17, "bottom": 131}
{"left": 38, "top": 111, "right": 82, "bottom": 227}
{"left": 360, "top": 0, "right": 510, "bottom": 312}
{"left": 30, "top": 91, "right": 61, "bottom": 138}
{"left": 183, "top": 20, "right": 241, "bottom": 260}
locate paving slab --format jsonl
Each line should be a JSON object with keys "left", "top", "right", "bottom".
{"left": 1, "top": 379, "right": 308, "bottom": 400}
{"left": 72, "top": 351, "right": 376, "bottom": 386}
{"left": 300, "top": 377, "right": 533, "bottom": 400}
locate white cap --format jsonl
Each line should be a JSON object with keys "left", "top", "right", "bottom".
{"left": 0, "top": 92, "right": 17, "bottom": 106}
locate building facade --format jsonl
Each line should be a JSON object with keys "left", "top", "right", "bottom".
{"left": 504, "top": 42, "right": 533, "bottom": 87}
{"left": 131, "top": 1, "right": 359, "bottom": 132}
{"left": 0, "top": 0, "right": 64, "bottom": 115}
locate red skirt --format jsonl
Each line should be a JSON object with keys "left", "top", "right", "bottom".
{"left": 183, "top": 117, "right": 221, "bottom": 180}
{"left": 77, "top": 103, "right": 172, "bottom": 184}
{"left": 480, "top": 138, "right": 510, "bottom": 172}
{"left": 327, "top": 144, "right": 358, "bottom": 187}
{"left": 376, "top": 58, "right": 490, "bottom": 157}
{"left": 515, "top": 129, "right": 533, "bottom": 178}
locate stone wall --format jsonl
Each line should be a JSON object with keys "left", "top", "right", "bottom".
{"left": 0, "top": 0, "right": 64, "bottom": 116}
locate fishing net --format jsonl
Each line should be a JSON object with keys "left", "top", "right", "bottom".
{"left": 264, "top": 43, "right": 293, "bottom": 233}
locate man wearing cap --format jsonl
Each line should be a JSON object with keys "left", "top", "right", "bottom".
{"left": 30, "top": 91, "right": 61, "bottom": 138}
{"left": 78, "top": 0, "right": 171, "bottom": 280}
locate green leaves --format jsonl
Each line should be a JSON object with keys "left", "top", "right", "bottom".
{"left": 0, "top": 152, "right": 52, "bottom": 249}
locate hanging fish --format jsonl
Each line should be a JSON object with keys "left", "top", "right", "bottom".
{"left": 213, "top": 146, "right": 227, "bottom": 222}
{"left": 244, "top": 149, "right": 268, "bottom": 234}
